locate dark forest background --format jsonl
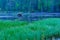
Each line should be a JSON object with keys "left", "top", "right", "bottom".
{"left": 0, "top": 0, "right": 60, "bottom": 12}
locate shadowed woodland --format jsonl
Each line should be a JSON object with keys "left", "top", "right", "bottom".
{"left": 0, "top": 0, "right": 60, "bottom": 12}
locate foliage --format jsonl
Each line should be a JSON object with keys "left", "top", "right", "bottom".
{"left": 0, "top": 0, "right": 60, "bottom": 12}
{"left": 0, "top": 18, "right": 60, "bottom": 40}
{"left": 0, "top": 20, "right": 28, "bottom": 30}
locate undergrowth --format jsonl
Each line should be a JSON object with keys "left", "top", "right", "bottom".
{"left": 0, "top": 18, "right": 60, "bottom": 40}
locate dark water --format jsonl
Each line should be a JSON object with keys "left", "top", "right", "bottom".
{"left": 0, "top": 12, "right": 60, "bottom": 21}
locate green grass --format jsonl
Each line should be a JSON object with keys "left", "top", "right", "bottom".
{"left": 0, "top": 18, "right": 60, "bottom": 40}
{"left": 0, "top": 20, "right": 28, "bottom": 30}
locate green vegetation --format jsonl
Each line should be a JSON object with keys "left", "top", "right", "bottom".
{"left": 0, "top": 20, "right": 28, "bottom": 30}
{"left": 0, "top": 18, "right": 60, "bottom": 40}
{"left": 0, "top": 0, "right": 60, "bottom": 12}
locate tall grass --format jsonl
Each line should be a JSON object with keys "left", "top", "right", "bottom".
{"left": 0, "top": 18, "right": 60, "bottom": 40}
{"left": 0, "top": 20, "right": 28, "bottom": 30}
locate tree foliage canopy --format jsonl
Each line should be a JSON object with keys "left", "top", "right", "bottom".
{"left": 0, "top": 0, "right": 60, "bottom": 12}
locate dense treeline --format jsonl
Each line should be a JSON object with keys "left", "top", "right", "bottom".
{"left": 0, "top": 0, "right": 60, "bottom": 12}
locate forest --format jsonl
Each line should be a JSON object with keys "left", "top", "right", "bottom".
{"left": 0, "top": 0, "right": 60, "bottom": 12}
